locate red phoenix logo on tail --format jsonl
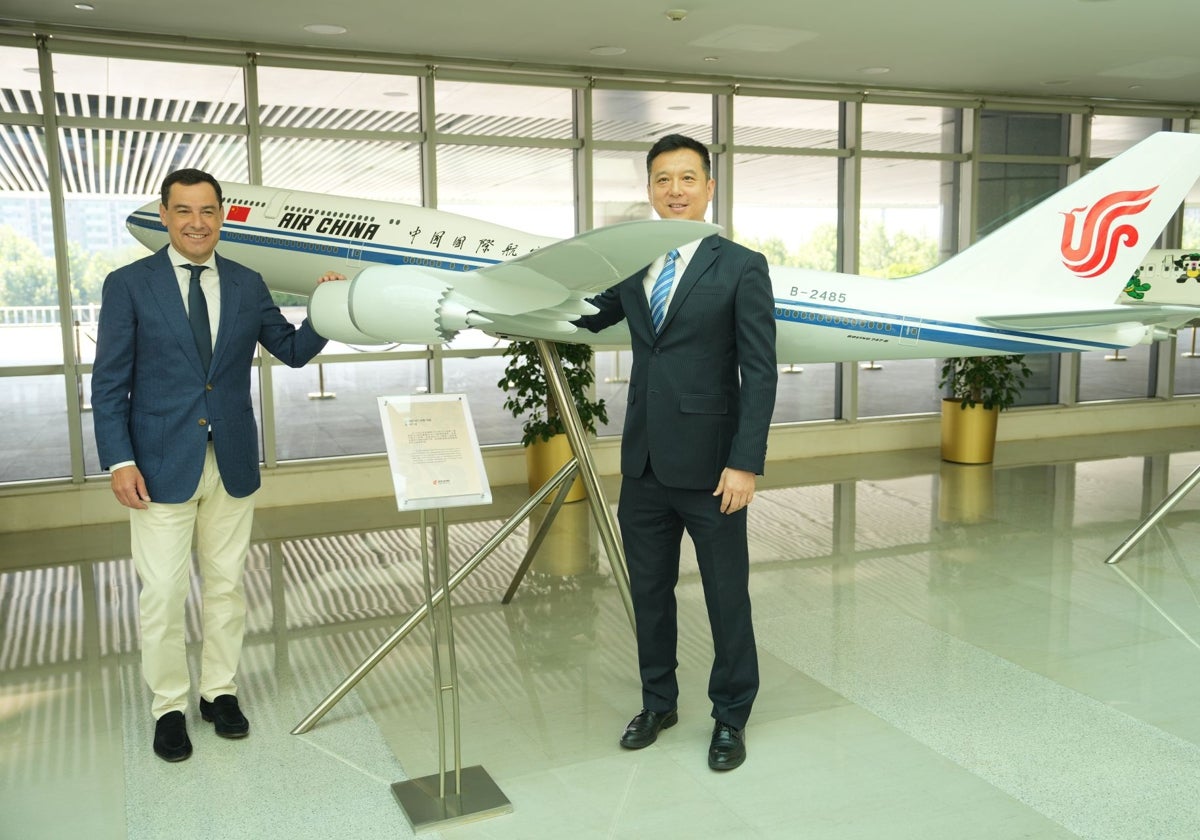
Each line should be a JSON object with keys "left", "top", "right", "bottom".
{"left": 1060, "top": 187, "right": 1157, "bottom": 278}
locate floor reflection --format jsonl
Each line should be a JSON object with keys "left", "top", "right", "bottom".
{"left": 4, "top": 430, "right": 1200, "bottom": 839}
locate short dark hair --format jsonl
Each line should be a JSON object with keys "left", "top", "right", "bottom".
{"left": 160, "top": 168, "right": 223, "bottom": 208}
{"left": 646, "top": 134, "right": 711, "bottom": 181}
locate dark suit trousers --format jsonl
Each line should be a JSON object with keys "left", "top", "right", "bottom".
{"left": 618, "top": 464, "right": 759, "bottom": 729}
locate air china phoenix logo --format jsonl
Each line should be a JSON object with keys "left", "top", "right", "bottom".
{"left": 1060, "top": 187, "right": 1157, "bottom": 278}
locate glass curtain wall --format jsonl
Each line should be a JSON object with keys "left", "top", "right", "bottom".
{"left": 857, "top": 103, "right": 959, "bottom": 417}
{"left": 1, "top": 33, "right": 1197, "bottom": 488}
{"left": 1077, "top": 115, "right": 1166, "bottom": 402}
{"left": 256, "top": 64, "right": 428, "bottom": 461}
{"left": 1172, "top": 122, "right": 1200, "bottom": 397}
{"left": 730, "top": 94, "right": 840, "bottom": 423}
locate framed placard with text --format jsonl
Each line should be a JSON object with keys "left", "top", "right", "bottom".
{"left": 377, "top": 394, "right": 492, "bottom": 511}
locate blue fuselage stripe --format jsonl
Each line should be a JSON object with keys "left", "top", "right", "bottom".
{"left": 773, "top": 299, "right": 1120, "bottom": 353}
{"left": 127, "top": 213, "right": 502, "bottom": 272}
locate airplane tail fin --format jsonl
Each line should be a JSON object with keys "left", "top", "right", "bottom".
{"left": 927, "top": 131, "right": 1200, "bottom": 316}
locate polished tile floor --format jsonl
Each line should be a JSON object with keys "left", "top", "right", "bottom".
{"left": 4, "top": 429, "right": 1200, "bottom": 839}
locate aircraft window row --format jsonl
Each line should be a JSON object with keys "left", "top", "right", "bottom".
{"left": 284, "top": 205, "right": 373, "bottom": 221}
{"left": 226, "top": 198, "right": 266, "bottom": 207}
{"left": 775, "top": 307, "right": 896, "bottom": 333}
{"left": 230, "top": 231, "right": 339, "bottom": 254}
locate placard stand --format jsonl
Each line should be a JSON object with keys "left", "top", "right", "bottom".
{"left": 292, "top": 342, "right": 634, "bottom": 767}
{"left": 292, "top": 341, "right": 634, "bottom": 735}
{"left": 371, "top": 393, "right": 510, "bottom": 830}
{"left": 390, "top": 507, "right": 511, "bottom": 830}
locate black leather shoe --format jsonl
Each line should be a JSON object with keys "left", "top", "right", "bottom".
{"left": 199, "top": 694, "right": 250, "bottom": 738}
{"left": 708, "top": 720, "right": 746, "bottom": 771}
{"left": 619, "top": 708, "right": 678, "bottom": 749}
{"left": 153, "top": 711, "right": 192, "bottom": 762}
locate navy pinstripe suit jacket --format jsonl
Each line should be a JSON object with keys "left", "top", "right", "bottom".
{"left": 579, "top": 234, "right": 777, "bottom": 489}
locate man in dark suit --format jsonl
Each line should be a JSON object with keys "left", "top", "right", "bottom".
{"left": 92, "top": 168, "right": 343, "bottom": 762}
{"left": 576, "top": 134, "right": 777, "bottom": 771}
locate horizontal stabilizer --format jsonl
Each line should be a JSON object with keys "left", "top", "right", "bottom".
{"left": 979, "top": 305, "right": 1200, "bottom": 330}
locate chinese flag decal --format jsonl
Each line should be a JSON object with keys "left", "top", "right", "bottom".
{"left": 1060, "top": 187, "right": 1156, "bottom": 278}
{"left": 226, "top": 205, "right": 251, "bottom": 222}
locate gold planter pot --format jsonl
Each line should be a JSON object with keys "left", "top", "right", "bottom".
{"left": 524, "top": 433, "right": 586, "bottom": 503}
{"left": 940, "top": 398, "right": 999, "bottom": 464}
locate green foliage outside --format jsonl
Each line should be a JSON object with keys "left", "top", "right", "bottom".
{"left": 0, "top": 225, "right": 144, "bottom": 309}
{"left": 737, "top": 221, "right": 939, "bottom": 277}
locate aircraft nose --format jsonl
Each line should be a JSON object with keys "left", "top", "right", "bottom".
{"left": 126, "top": 198, "right": 165, "bottom": 250}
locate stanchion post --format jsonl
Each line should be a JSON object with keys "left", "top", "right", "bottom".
{"left": 307, "top": 362, "right": 336, "bottom": 399}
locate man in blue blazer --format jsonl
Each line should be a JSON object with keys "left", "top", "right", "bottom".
{"left": 92, "top": 168, "right": 343, "bottom": 762}
{"left": 576, "top": 134, "right": 778, "bottom": 771}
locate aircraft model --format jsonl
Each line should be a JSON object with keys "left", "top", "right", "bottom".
{"left": 123, "top": 131, "right": 1200, "bottom": 363}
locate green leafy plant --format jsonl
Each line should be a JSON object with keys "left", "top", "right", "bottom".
{"left": 498, "top": 341, "right": 609, "bottom": 446}
{"left": 939, "top": 354, "right": 1033, "bottom": 411}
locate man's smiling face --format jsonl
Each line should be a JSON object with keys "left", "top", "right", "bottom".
{"left": 159, "top": 181, "right": 223, "bottom": 263}
{"left": 647, "top": 147, "right": 714, "bottom": 222}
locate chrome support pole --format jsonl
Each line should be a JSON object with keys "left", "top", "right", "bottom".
{"left": 1105, "top": 463, "right": 1200, "bottom": 565}
{"left": 291, "top": 460, "right": 578, "bottom": 734}
{"left": 532, "top": 339, "right": 635, "bottom": 631}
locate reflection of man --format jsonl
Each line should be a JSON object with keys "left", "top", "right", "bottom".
{"left": 92, "top": 168, "right": 343, "bottom": 762}
{"left": 576, "top": 134, "right": 777, "bottom": 771}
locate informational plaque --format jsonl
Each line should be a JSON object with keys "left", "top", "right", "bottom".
{"left": 378, "top": 394, "right": 492, "bottom": 511}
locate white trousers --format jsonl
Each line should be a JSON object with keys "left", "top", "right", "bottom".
{"left": 130, "top": 444, "right": 255, "bottom": 719}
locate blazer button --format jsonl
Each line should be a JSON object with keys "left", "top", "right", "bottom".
{"left": 199, "top": 418, "right": 208, "bottom": 427}
{"left": 205, "top": 383, "right": 214, "bottom": 391}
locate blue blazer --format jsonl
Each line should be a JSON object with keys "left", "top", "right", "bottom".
{"left": 578, "top": 235, "right": 777, "bottom": 490}
{"left": 92, "top": 247, "right": 328, "bottom": 503}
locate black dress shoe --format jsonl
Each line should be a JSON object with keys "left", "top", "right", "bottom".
{"left": 199, "top": 694, "right": 250, "bottom": 738}
{"left": 153, "top": 711, "right": 192, "bottom": 762}
{"left": 708, "top": 720, "right": 746, "bottom": 771}
{"left": 619, "top": 708, "right": 678, "bottom": 749}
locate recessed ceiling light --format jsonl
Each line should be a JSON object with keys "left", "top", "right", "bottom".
{"left": 667, "top": 105, "right": 690, "bottom": 111}
{"left": 665, "top": 9, "right": 689, "bottom": 22}
{"left": 382, "top": 90, "right": 410, "bottom": 97}
{"left": 859, "top": 66, "right": 891, "bottom": 75}
{"left": 590, "top": 46, "right": 626, "bottom": 56}
{"left": 22, "top": 67, "right": 39, "bottom": 74}
{"left": 703, "top": 56, "right": 720, "bottom": 62}
{"left": 303, "top": 24, "right": 347, "bottom": 36}
{"left": 74, "top": 3, "right": 96, "bottom": 10}
{"left": 1128, "top": 84, "right": 1143, "bottom": 90}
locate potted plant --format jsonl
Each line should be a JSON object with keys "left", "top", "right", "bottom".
{"left": 937, "top": 354, "right": 1033, "bottom": 464}
{"left": 498, "top": 340, "right": 609, "bottom": 501}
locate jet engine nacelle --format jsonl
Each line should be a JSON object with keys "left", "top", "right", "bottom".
{"left": 308, "top": 265, "right": 465, "bottom": 345}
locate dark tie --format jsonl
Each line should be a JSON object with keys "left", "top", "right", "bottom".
{"left": 185, "top": 264, "right": 212, "bottom": 371}
{"left": 650, "top": 249, "right": 679, "bottom": 334}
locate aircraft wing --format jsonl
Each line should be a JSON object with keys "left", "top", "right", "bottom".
{"left": 979, "top": 305, "right": 1200, "bottom": 330}
{"left": 451, "top": 218, "right": 719, "bottom": 315}
{"left": 308, "top": 217, "right": 719, "bottom": 344}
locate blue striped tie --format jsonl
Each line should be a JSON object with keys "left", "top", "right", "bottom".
{"left": 650, "top": 249, "right": 679, "bottom": 334}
